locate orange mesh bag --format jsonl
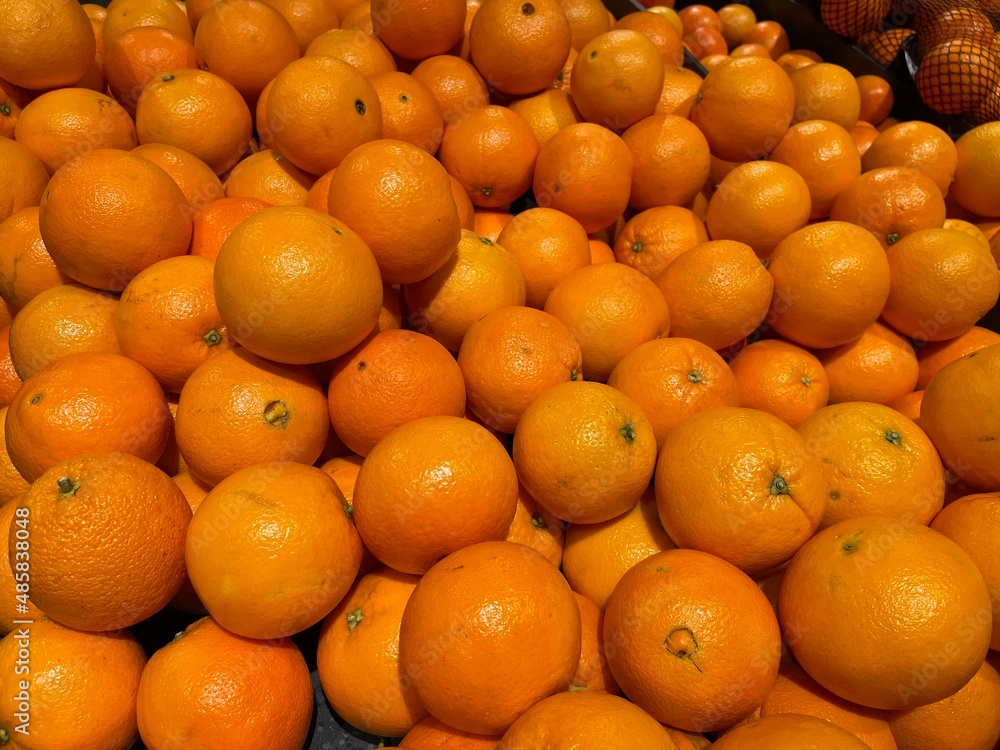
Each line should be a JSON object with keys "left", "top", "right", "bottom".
{"left": 914, "top": 0, "right": 978, "bottom": 31}
{"left": 916, "top": 38, "right": 1000, "bottom": 115}
{"left": 918, "top": 6, "right": 996, "bottom": 54}
{"left": 821, "top": 0, "right": 892, "bottom": 38}
{"left": 864, "top": 27, "right": 916, "bottom": 65}
{"left": 974, "top": 82, "right": 1000, "bottom": 122}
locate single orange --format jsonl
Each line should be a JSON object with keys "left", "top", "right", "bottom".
{"left": 856, "top": 73, "right": 894, "bottom": 125}
{"left": 562, "top": 0, "right": 611, "bottom": 51}
{"left": 132, "top": 142, "right": 224, "bottom": 211}
{"left": 952, "top": 122, "right": 1000, "bottom": 218}
{"left": 398, "top": 716, "right": 501, "bottom": 749}
{"left": 262, "top": 0, "right": 340, "bottom": 53}
{"left": 656, "top": 64, "right": 702, "bottom": 117}
{"left": 729, "top": 339, "right": 829, "bottom": 427}
{"left": 916, "top": 326, "right": 1000, "bottom": 389}
{"left": 615, "top": 11, "right": 685, "bottom": 66}
{"left": 0, "top": 0, "right": 96, "bottom": 90}
{"left": 507, "top": 88, "right": 583, "bottom": 148}
{"left": 818, "top": 322, "right": 919, "bottom": 405}
{"left": 224, "top": 148, "right": 315, "bottom": 206}
{"left": 373, "top": 0, "right": 465, "bottom": 61}
{"left": 717, "top": 3, "right": 757, "bottom": 47}
{"left": 188, "top": 196, "right": 271, "bottom": 260}
{"left": 0, "top": 136, "right": 48, "bottom": 225}
{"left": 613, "top": 205, "right": 707, "bottom": 279}
{"left": 306, "top": 28, "right": 397, "bottom": 76}
{"left": 622, "top": 113, "right": 710, "bottom": 210}
{"left": 713, "top": 714, "right": 871, "bottom": 749}
{"left": 572, "top": 30, "right": 664, "bottom": 130}
{"left": 410, "top": 54, "right": 489, "bottom": 124}
{"left": 104, "top": 26, "right": 197, "bottom": 117}
{"left": 369, "top": 71, "right": 445, "bottom": 154}
{"left": 504, "top": 484, "right": 565, "bottom": 567}
{"left": 770, "top": 119, "right": 862, "bottom": 219}
{"left": 0, "top": 207, "right": 70, "bottom": 310}
{"left": 103, "top": 0, "right": 193, "bottom": 50}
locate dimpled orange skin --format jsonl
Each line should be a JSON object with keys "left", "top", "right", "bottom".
{"left": 373, "top": 0, "right": 465, "bottom": 61}
{"left": 796, "top": 402, "right": 945, "bottom": 529}
{"left": 603, "top": 548, "right": 782, "bottom": 732}
{"left": 187, "top": 463, "right": 362, "bottom": 639}
{"left": 398, "top": 541, "right": 582, "bottom": 736}
{"left": 712, "top": 713, "right": 872, "bottom": 749}
{"left": 916, "top": 326, "right": 1000, "bottom": 389}
{"left": 727, "top": 341, "right": 829, "bottom": 427}
{"left": 6, "top": 353, "right": 171, "bottom": 483}
{"left": 353, "top": 416, "right": 519, "bottom": 574}
{"left": 0, "top": 0, "right": 95, "bottom": 90}
{"left": 136, "top": 616, "right": 314, "bottom": 750}
{"left": 513, "top": 381, "right": 658, "bottom": 524}
{"left": 136, "top": 68, "right": 253, "bottom": 175}
{"left": 779, "top": 516, "right": 993, "bottom": 710}
{"left": 570, "top": 591, "right": 618, "bottom": 693}
{"left": 38, "top": 149, "right": 193, "bottom": 292}
{"left": 613, "top": 206, "right": 709, "bottom": 281}
{"left": 329, "top": 139, "right": 461, "bottom": 285}
{"left": 0, "top": 207, "right": 71, "bottom": 310}
{"left": 622, "top": 113, "right": 711, "bottom": 210}
{"left": 0, "top": 496, "right": 40, "bottom": 632}
{"left": 267, "top": 56, "right": 383, "bottom": 176}
{"left": 0, "top": 139, "right": 48, "bottom": 225}
{"left": 818, "top": 322, "right": 919, "bottom": 406}
{"left": 498, "top": 691, "right": 678, "bottom": 749}
{"left": 174, "top": 348, "right": 329, "bottom": 486}
{"left": 214, "top": 207, "right": 382, "bottom": 365}
{"left": 399, "top": 716, "right": 501, "bottom": 748}
{"left": 0, "top": 619, "right": 146, "bottom": 750}
{"left": 656, "top": 407, "right": 827, "bottom": 574}
{"left": 317, "top": 569, "right": 427, "bottom": 737}
{"left": 15, "top": 452, "right": 191, "bottom": 631}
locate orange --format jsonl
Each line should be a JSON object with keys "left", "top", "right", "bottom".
{"left": 533, "top": 122, "right": 632, "bottom": 232}
{"left": 776, "top": 50, "right": 819, "bottom": 73}
{"left": 690, "top": 56, "right": 795, "bottom": 161}
{"left": 697, "top": 52, "right": 730, "bottom": 70}
{"left": 780, "top": 515, "right": 992, "bottom": 709}
{"left": 862, "top": 121, "right": 958, "bottom": 196}
{"left": 137, "top": 616, "right": 313, "bottom": 750}
{"left": 657, "top": 239, "right": 773, "bottom": 350}
{"left": 0, "top": 495, "right": 39, "bottom": 629}
{"left": 353, "top": 416, "right": 517, "bottom": 573}
{"left": 656, "top": 406, "right": 826, "bottom": 573}
{"left": 729, "top": 339, "right": 829, "bottom": 427}
{"left": 505, "top": 484, "right": 564, "bottom": 567}
{"left": 338, "top": 1, "right": 373, "bottom": 32}
{"left": 884, "top": 228, "right": 999, "bottom": 342}
{"left": 607, "top": 338, "right": 740, "bottom": 449}
{"left": 403, "top": 231, "right": 526, "bottom": 351}
{"left": 136, "top": 68, "right": 253, "bottom": 174}
{"left": 561, "top": 485, "right": 675, "bottom": 609}
{"left": 498, "top": 691, "right": 676, "bottom": 748}
{"left": 187, "top": 462, "right": 361, "bottom": 638}
{"left": 850, "top": 119, "right": 880, "bottom": 156}
{"left": 706, "top": 161, "right": 811, "bottom": 258}
{"left": 574, "top": 600, "right": 625, "bottom": 695}
{"left": 930, "top": 492, "right": 1000, "bottom": 648}
{"left": 0, "top": 619, "right": 146, "bottom": 750}
{"left": 132, "top": 142, "right": 224, "bottom": 211}
{"left": 656, "top": 64, "right": 702, "bottom": 117}
{"left": 224, "top": 148, "right": 315, "bottom": 205}
{"left": 0, "top": 138, "right": 49, "bottom": 225}
{"left": 329, "top": 140, "right": 460, "bottom": 283}
{"left": 889, "top": 660, "right": 1000, "bottom": 750}
{"left": 370, "top": 71, "right": 445, "bottom": 154}
{"left": 102, "top": 0, "right": 192, "bottom": 50}
{"left": 327, "top": 330, "right": 466, "bottom": 455}
{"left": 7, "top": 352, "right": 170, "bottom": 483}
{"left": 189, "top": 196, "right": 271, "bottom": 259}
{"left": 214, "top": 206, "right": 382, "bottom": 364}
{"left": 889, "top": 388, "right": 924, "bottom": 424}
{"left": 730, "top": 42, "right": 771, "bottom": 57}
{"left": 116, "top": 255, "right": 232, "bottom": 393}
{"left": 788, "top": 62, "right": 860, "bottom": 129}
{"left": 915, "top": 39, "right": 1000, "bottom": 118}
{"left": 399, "top": 716, "right": 501, "bottom": 749}
{"left": 373, "top": 0, "right": 464, "bottom": 61}
{"left": 175, "top": 348, "right": 329, "bottom": 485}
{"left": 0, "top": 78, "right": 30, "bottom": 139}
{"left": 737, "top": 661, "right": 897, "bottom": 750}
{"left": 713, "top": 713, "right": 872, "bottom": 749}
{"left": 821, "top": 0, "right": 891, "bottom": 37}
{"left": 622, "top": 113, "right": 710, "bottom": 210}
{"left": 589, "top": 237, "right": 615, "bottom": 263}
{"left": 458, "top": 305, "right": 582, "bottom": 433}
{"left": 193, "top": 0, "right": 298, "bottom": 105}
{"left": 831, "top": 166, "right": 947, "bottom": 248}
{"left": 15, "top": 88, "right": 135, "bottom": 175}
{"left": 104, "top": 26, "right": 197, "bottom": 116}
{"left": 604, "top": 548, "right": 782, "bottom": 731}
{"left": 545, "top": 262, "right": 670, "bottom": 381}
{"left": 266, "top": 56, "right": 381, "bottom": 175}
{"left": 766, "top": 221, "right": 890, "bottom": 348}
{"left": 513, "top": 381, "right": 657, "bottom": 523}
{"left": 561, "top": 0, "right": 611, "bottom": 51}
{"left": 494, "top": 207, "right": 590, "bottom": 308}
{"left": 856, "top": 75, "right": 895, "bottom": 125}
{"left": 254, "top": 76, "right": 276, "bottom": 148}
{"left": 399, "top": 541, "right": 581, "bottom": 734}
{"left": 473, "top": 208, "right": 514, "bottom": 241}
{"left": 916, "top": 326, "right": 1000, "bottom": 388}
{"left": 615, "top": 11, "right": 685, "bottom": 67}
{"left": 0, "top": 0, "right": 96, "bottom": 90}
{"left": 571, "top": 30, "right": 664, "bottom": 130}
{"left": 0, "top": 339, "right": 19, "bottom": 412}
{"left": 8, "top": 283, "right": 120, "bottom": 380}
{"left": 469, "top": 0, "right": 571, "bottom": 95}
{"left": 613, "top": 205, "right": 707, "bottom": 278}
{"left": 952, "top": 122, "right": 1000, "bottom": 217}
{"left": 302, "top": 167, "right": 336, "bottom": 212}
{"left": 0, "top": 208, "right": 70, "bottom": 310}
{"left": 507, "top": 88, "right": 583, "bottom": 148}
{"left": 819, "top": 322, "right": 919, "bottom": 405}
{"left": 17, "top": 452, "right": 190, "bottom": 630}
{"left": 741, "top": 19, "right": 789, "bottom": 58}
{"left": 678, "top": 3, "right": 721, "bottom": 35}
{"left": 410, "top": 54, "right": 489, "bottom": 124}
{"left": 922, "top": 343, "right": 1000, "bottom": 491}
{"left": 318, "top": 569, "right": 425, "bottom": 736}
{"left": 945, "top": 217, "right": 992, "bottom": 250}
{"left": 306, "top": 28, "right": 397, "bottom": 76}
{"left": 262, "top": 0, "right": 341, "bottom": 53}
{"left": 797, "top": 402, "right": 945, "bottom": 528}
{"left": 450, "top": 173, "right": 476, "bottom": 228}
{"left": 718, "top": 3, "right": 757, "bottom": 47}
{"left": 770, "top": 120, "right": 862, "bottom": 219}
{"left": 439, "top": 105, "right": 539, "bottom": 208}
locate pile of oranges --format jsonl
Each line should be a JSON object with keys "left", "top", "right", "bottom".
{"left": 0, "top": 0, "right": 1000, "bottom": 747}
